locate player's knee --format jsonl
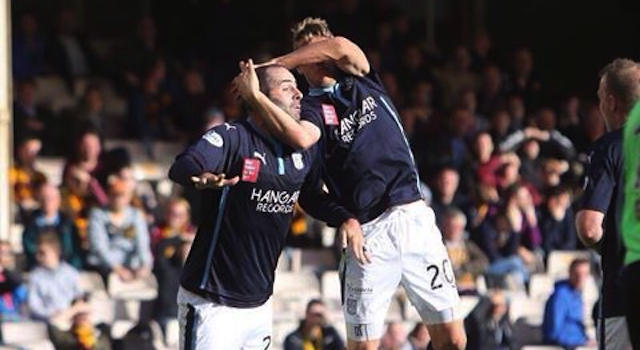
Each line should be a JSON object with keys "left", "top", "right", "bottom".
{"left": 430, "top": 332, "right": 467, "bottom": 350}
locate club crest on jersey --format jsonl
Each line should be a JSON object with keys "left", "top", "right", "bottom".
{"left": 292, "top": 153, "right": 304, "bottom": 170}
{"left": 322, "top": 104, "right": 339, "bottom": 125}
{"left": 203, "top": 130, "right": 223, "bottom": 148}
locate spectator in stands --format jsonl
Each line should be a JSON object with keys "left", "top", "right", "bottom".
{"left": 283, "top": 299, "right": 345, "bottom": 350}
{"left": 379, "top": 322, "right": 411, "bottom": 350}
{"left": 12, "top": 11, "right": 46, "bottom": 80}
{"left": 508, "top": 47, "right": 542, "bottom": 108}
{"left": 542, "top": 258, "right": 596, "bottom": 350}
{"left": 12, "top": 79, "right": 52, "bottom": 150}
{"left": 0, "top": 241, "right": 28, "bottom": 321}
{"left": 474, "top": 210, "right": 529, "bottom": 290}
{"left": 407, "top": 323, "right": 430, "bottom": 350}
{"left": 477, "top": 65, "right": 507, "bottom": 116}
{"left": 70, "top": 84, "right": 108, "bottom": 137}
{"left": 63, "top": 128, "right": 107, "bottom": 207}
{"left": 48, "top": 309, "right": 113, "bottom": 350}
{"left": 60, "top": 163, "right": 99, "bottom": 254}
{"left": 46, "top": 8, "right": 100, "bottom": 89}
{"left": 430, "top": 166, "right": 472, "bottom": 227}
{"left": 537, "top": 186, "right": 577, "bottom": 259}
{"left": 10, "top": 135, "right": 46, "bottom": 222}
{"left": 22, "top": 182, "right": 82, "bottom": 270}
{"left": 128, "top": 57, "right": 177, "bottom": 143}
{"left": 152, "top": 234, "right": 192, "bottom": 335}
{"left": 115, "top": 16, "right": 164, "bottom": 93}
{"left": 27, "top": 234, "right": 86, "bottom": 322}
{"left": 86, "top": 176, "right": 152, "bottom": 282}
{"left": 465, "top": 290, "right": 514, "bottom": 350}
{"left": 442, "top": 207, "right": 488, "bottom": 294}
{"left": 150, "top": 198, "right": 195, "bottom": 251}
{"left": 437, "top": 45, "right": 479, "bottom": 109}
{"left": 175, "top": 68, "right": 215, "bottom": 139}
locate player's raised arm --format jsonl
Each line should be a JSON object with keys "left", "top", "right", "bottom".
{"left": 234, "top": 60, "right": 321, "bottom": 150}
{"left": 264, "top": 36, "right": 370, "bottom": 77}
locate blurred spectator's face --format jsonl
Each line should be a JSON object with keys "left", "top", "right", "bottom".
{"left": 451, "top": 109, "right": 472, "bottom": 136}
{"left": 109, "top": 190, "right": 132, "bottom": 211}
{"left": 515, "top": 186, "right": 533, "bottom": 208}
{"left": 17, "top": 139, "right": 41, "bottom": 166}
{"left": 305, "top": 303, "right": 326, "bottom": 328}
{"left": 412, "top": 81, "right": 433, "bottom": 107}
{"left": 166, "top": 202, "right": 190, "bottom": 230}
{"left": 117, "top": 167, "right": 136, "bottom": 193}
{"left": 56, "top": 10, "right": 77, "bottom": 34}
{"left": 473, "top": 32, "right": 491, "bottom": 55}
{"left": 458, "top": 90, "right": 477, "bottom": 112}
{"left": 20, "top": 13, "right": 38, "bottom": 36}
{"left": 381, "top": 72, "right": 400, "bottom": 99}
{"left": 38, "top": 184, "right": 61, "bottom": 214}
{"left": 137, "top": 17, "right": 156, "bottom": 43}
{"left": 85, "top": 89, "right": 104, "bottom": 112}
{"left": 522, "top": 139, "right": 540, "bottom": 160}
{"left": 507, "top": 96, "right": 525, "bottom": 119}
{"left": 549, "top": 192, "right": 570, "bottom": 211}
{"left": 17, "top": 81, "right": 36, "bottom": 105}
{"left": 436, "top": 169, "right": 459, "bottom": 198}
{"left": 0, "top": 243, "right": 14, "bottom": 268}
{"left": 36, "top": 244, "right": 60, "bottom": 269}
{"left": 569, "top": 261, "right": 590, "bottom": 290}
{"left": 565, "top": 96, "right": 580, "bottom": 116}
{"left": 474, "top": 133, "right": 494, "bottom": 161}
{"left": 490, "top": 110, "right": 511, "bottom": 136}
{"left": 79, "top": 133, "right": 101, "bottom": 161}
{"left": 453, "top": 46, "right": 471, "bottom": 71}
{"left": 442, "top": 215, "right": 465, "bottom": 242}
{"left": 536, "top": 108, "right": 557, "bottom": 130}
{"left": 514, "top": 48, "right": 533, "bottom": 76}
{"left": 583, "top": 105, "right": 606, "bottom": 140}
{"left": 404, "top": 46, "right": 423, "bottom": 70}
{"left": 184, "top": 71, "right": 205, "bottom": 95}
{"left": 483, "top": 66, "right": 501, "bottom": 93}
{"left": 489, "top": 293, "right": 508, "bottom": 320}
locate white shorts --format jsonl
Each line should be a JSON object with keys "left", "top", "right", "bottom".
{"left": 177, "top": 287, "right": 273, "bottom": 350}
{"left": 597, "top": 317, "right": 632, "bottom": 350}
{"left": 340, "top": 201, "right": 460, "bottom": 341}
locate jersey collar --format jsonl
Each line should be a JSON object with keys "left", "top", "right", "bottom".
{"left": 308, "top": 82, "right": 340, "bottom": 97}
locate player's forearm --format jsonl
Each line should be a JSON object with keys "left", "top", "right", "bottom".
{"left": 249, "top": 93, "right": 318, "bottom": 149}
{"left": 274, "top": 37, "right": 369, "bottom": 76}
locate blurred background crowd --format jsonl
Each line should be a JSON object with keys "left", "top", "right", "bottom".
{"left": 4, "top": 0, "right": 640, "bottom": 349}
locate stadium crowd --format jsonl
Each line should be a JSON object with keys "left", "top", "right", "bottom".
{"left": 5, "top": 1, "right": 604, "bottom": 349}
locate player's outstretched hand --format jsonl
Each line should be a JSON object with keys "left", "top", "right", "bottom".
{"left": 191, "top": 173, "right": 240, "bottom": 189}
{"left": 340, "top": 218, "right": 372, "bottom": 264}
{"left": 233, "top": 59, "right": 260, "bottom": 102}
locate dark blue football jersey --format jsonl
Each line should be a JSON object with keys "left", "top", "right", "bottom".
{"left": 579, "top": 129, "right": 625, "bottom": 318}
{"left": 301, "top": 69, "right": 422, "bottom": 223}
{"left": 169, "top": 119, "right": 352, "bottom": 307}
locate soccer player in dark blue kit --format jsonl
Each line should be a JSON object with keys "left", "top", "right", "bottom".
{"left": 169, "top": 64, "right": 357, "bottom": 350}
{"left": 244, "top": 17, "right": 466, "bottom": 350}
{"left": 575, "top": 58, "right": 640, "bottom": 350}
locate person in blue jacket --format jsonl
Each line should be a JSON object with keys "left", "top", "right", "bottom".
{"left": 542, "top": 258, "right": 596, "bottom": 350}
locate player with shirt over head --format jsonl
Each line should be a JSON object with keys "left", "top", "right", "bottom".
{"left": 169, "top": 64, "right": 357, "bottom": 350}
{"left": 236, "top": 17, "right": 466, "bottom": 350}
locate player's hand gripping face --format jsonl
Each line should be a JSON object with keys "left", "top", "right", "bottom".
{"left": 340, "top": 218, "right": 372, "bottom": 264}
{"left": 191, "top": 173, "right": 239, "bottom": 189}
{"left": 233, "top": 59, "right": 260, "bottom": 102}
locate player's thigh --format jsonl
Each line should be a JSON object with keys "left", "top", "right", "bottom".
{"left": 178, "top": 289, "right": 245, "bottom": 350}
{"left": 341, "top": 223, "right": 402, "bottom": 334}
{"left": 400, "top": 205, "right": 459, "bottom": 324}
{"left": 242, "top": 300, "right": 273, "bottom": 350}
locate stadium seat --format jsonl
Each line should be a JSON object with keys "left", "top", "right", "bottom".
{"left": 78, "top": 271, "right": 107, "bottom": 294}
{"left": 0, "top": 321, "right": 50, "bottom": 346}
{"left": 107, "top": 272, "right": 158, "bottom": 301}
{"left": 164, "top": 318, "right": 180, "bottom": 348}
{"left": 521, "top": 346, "right": 564, "bottom": 350}
{"left": 528, "top": 273, "right": 554, "bottom": 301}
